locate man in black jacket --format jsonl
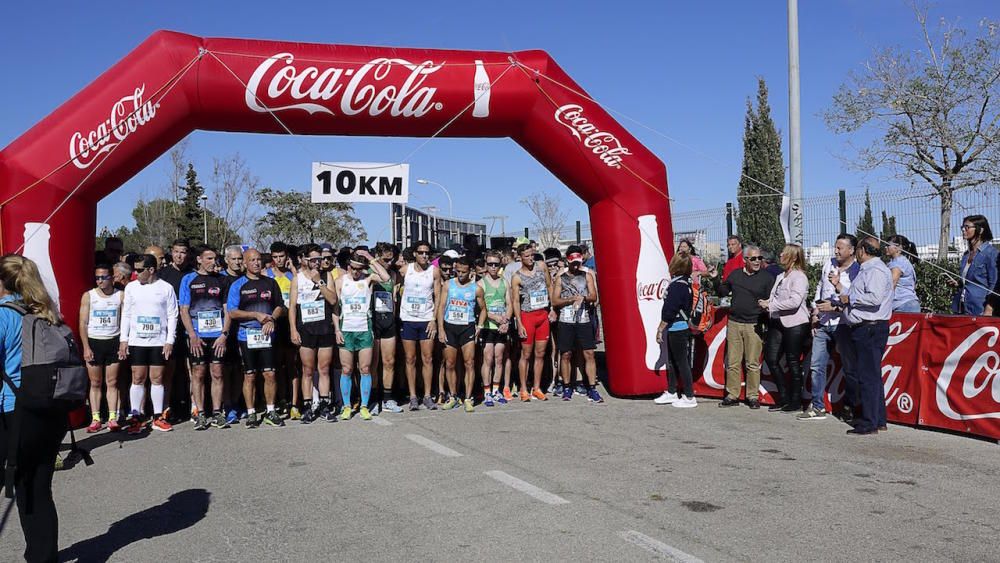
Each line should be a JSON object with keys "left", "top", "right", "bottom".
{"left": 718, "top": 245, "right": 774, "bottom": 409}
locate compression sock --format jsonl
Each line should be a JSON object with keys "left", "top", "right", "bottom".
{"left": 340, "top": 373, "right": 352, "bottom": 409}
{"left": 150, "top": 384, "right": 165, "bottom": 417}
{"left": 360, "top": 373, "right": 372, "bottom": 406}
{"left": 129, "top": 384, "right": 144, "bottom": 417}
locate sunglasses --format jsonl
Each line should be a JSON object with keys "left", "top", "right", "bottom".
{"left": 95, "top": 275, "right": 111, "bottom": 280}
{"left": 746, "top": 256, "right": 764, "bottom": 262}
{"left": 307, "top": 257, "right": 323, "bottom": 263}
{"left": 415, "top": 251, "right": 430, "bottom": 256}
{"left": 486, "top": 262, "right": 500, "bottom": 267}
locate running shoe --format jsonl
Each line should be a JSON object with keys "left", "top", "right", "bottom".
{"left": 152, "top": 418, "right": 173, "bottom": 432}
{"left": 246, "top": 413, "right": 261, "bottom": 429}
{"left": 436, "top": 392, "right": 446, "bottom": 405}
{"left": 320, "top": 403, "right": 338, "bottom": 423}
{"left": 502, "top": 387, "right": 513, "bottom": 402}
{"left": 654, "top": 391, "right": 678, "bottom": 405}
{"left": 796, "top": 407, "right": 827, "bottom": 421}
{"left": 107, "top": 418, "right": 122, "bottom": 432}
{"left": 211, "top": 412, "right": 230, "bottom": 429}
{"left": 301, "top": 408, "right": 317, "bottom": 424}
{"left": 442, "top": 396, "right": 459, "bottom": 410}
{"left": 289, "top": 406, "right": 302, "bottom": 421}
{"left": 383, "top": 399, "right": 404, "bottom": 413}
{"left": 531, "top": 388, "right": 548, "bottom": 401}
{"left": 370, "top": 403, "right": 381, "bottom": 416}
{"left": 672, "top": 397, "right": 697, "bottom": 409}
{"left": 191, "top": 406, "right": 199, "bottom": 420}
{"left": 587, "top": 388, "right": 604, "bottom": 403}
{"left": 519, "top": 390, "right": 531, "bottom": 402}
{"left": 126, "top": 415, "right": 144, "bottom": 435}
{"left": 226, "top": 409, "right": 240, "bottom": 426}
{"left": 422, "top": 396, "right": 438, "bottom": 410}
{"left": 575, "top": 384, "right": 587, "bottom": 396}
{"left": 359, "top": 406, "right": 372, "bottom": 421}
{"left": 484, "top": 392, "right": 495, "bottom": 407}
{"left": 264, "top": 411, "right": 285, "bottom": 427}
{"left": 409, "top": 397, "right": 420, "bottom": 411}
{"left": 193, "top": 414, "right": 210, "bottom": 431}
{"left": 86, "top": 419, "right": 103, "bottom": 433}
{"left": 562, "top": 386, "right": 573, "bottom": 401}
{"left": 339, "top": 407, "right": 353, "bottom": 421}
{"left": 552, "top": 381, "right": 564, "bottom": 397}
{"left": 496, "top": 392, "right": 508, "bottom": 405}
{"left": 464, "top": 398, "right": 475, "bottom": 413}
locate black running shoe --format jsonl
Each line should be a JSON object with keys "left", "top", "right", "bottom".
{"left": 264, "top": 410, "right": 285, "bottom": 427}
{"left": 301, "top": 408, "right": 317, "bottom": 424}
{"left": 246, "top": 412, "right": 261, "bottom": 428}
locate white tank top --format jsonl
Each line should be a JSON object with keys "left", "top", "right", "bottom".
{"left": 339, "top": 276, "right": 372, "bottom": 332}
{"left": 87, "top": 288, "right": 123, "bottom": 339}
{"left": 400, "top": 264, "right": 436, "bottom": 322}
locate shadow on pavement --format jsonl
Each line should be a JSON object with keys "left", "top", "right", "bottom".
{"left": 58, "top": 488, "right": 210, "bottom": 562}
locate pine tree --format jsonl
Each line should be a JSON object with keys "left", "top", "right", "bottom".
{"left": 736, "top": 78, "right": 786, "bottom": 255}
{"left": 178, "top": 163, "right": 206, "bottom": 245}
{"left": 856, "top": 189, "right": 876, "bottom": 240}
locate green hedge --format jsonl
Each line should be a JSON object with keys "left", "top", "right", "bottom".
{"left": 804, "top": 259, "right": 958, "bottom": 314}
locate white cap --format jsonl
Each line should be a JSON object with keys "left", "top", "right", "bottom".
{"left": 443, "top": 250, "right": 461, "bottom": 259}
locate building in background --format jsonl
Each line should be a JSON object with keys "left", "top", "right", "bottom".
{"left": 391, "top": 204, "right": 486, "bottom": 251}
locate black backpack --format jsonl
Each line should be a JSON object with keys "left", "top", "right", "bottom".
{"left": 1, "top": 301, "right": 92, "bottom": 499}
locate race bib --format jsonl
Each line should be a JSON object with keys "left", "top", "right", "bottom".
{"left": 374, "top": 290, "right": 393, "bottom": 313}
{"left": 529, "top": 289, "right": 549, "bottom": 309}
{"left": 405, "top": 296, "right": 429, "bottom": 315}
{"left": 559, "top": 303, "right": 589, "bottom": 324}
{"left": 446, "top": 299, "right": 471, "bottom": 324}
{"left": 246, "top": 328, "right": 271, "bottom": 349}
{"left": 91, "top": 308, "right": 118, "bottom": 327}
{"left": 344, "top": 296, "right": 368, "bottom": 319}
{"left": 136, "top": 316, "right": 161, "bottom": 339}
{"left": 196, "top": 310, "right": 222, "bottom": 334}
{"left": 281, "top": 291, "right": 290, "bottom": 305}
{"left": 487, "top": 304, "right": 506, "bottom": 317}
{"left": 300, "top": 300, "right": 325, "bottom": 323}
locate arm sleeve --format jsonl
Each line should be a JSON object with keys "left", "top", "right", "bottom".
{"left": 120, "top": 285, "right": 133, "bottom": 343}
{"left": 166, "top": 286, "right": 178, "bottom": 345}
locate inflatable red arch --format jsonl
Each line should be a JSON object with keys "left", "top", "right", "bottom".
{"left": 0, "top": 30, "right": 674, "bottom": 396}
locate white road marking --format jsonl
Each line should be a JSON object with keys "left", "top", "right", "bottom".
{"left": 618, "top": 530, "right": 703, "bottom": 562}
{"left": 402, "top": 408, "right": 538, "bottom": 422}
{"left": 372, "top": 417, "right": 392, "bottom": 426}
{"left": 485, "top": 470, "right": 569, "bottom": 505}
{"left": 404, "top": 434, "right": 463, "bottom": 457}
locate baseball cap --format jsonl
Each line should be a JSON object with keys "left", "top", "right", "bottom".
{"left": 443, "top": 249, "right": 460, "bottom": 259}
{"left": 319, "top": 243, "right": 333, "bottom": 252}
{"left": 514, "top": 236, "right": 530, "bottom": 247}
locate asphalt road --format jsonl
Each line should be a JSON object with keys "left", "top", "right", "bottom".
{"left": 2, "top": 389, "right": 998, "bottom": 562}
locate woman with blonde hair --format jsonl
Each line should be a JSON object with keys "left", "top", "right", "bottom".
{"left": 758, "top": 244, "right": 810, "bottom": 413}
{"left": 0, "top": 254, "right": 68, "bottom": 562}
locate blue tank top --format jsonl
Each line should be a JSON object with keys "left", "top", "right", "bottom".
{"left": 443, "top": 278, "right": 477, "bottom": 326}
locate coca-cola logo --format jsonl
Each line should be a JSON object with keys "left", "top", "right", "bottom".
{"left": 554, "top": 104, "right": 632, "bottom": 169}
{"left": 936, "top": 326, "right": 1000, "bottom": 420}
{"left": 882, "top": 320, "right": 918, "bottom": 409}
{"left": 636, "top": 278, "right": 668, "bottom": 301}
{"left": 245, "top": 53, "right": 444, "bottom": 118}
{"left": 69, "top": 85, "right": 158, "bottom": 169}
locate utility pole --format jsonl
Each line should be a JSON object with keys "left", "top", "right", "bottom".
{"left": 787, "top": 0, "right": 804, "bottom": 244}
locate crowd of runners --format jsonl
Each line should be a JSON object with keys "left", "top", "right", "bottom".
{"left": 81, "top": 236, "right": 604, "bottom": 434}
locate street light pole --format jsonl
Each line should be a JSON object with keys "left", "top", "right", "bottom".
{"left": 200, "top": 194, "right": 208, "bottom": 244}
{"left": 416, "top": 178, "right": 455, "bottom": 247}
{"left": 787, "top": 0, "right": 804, "bottom": 244}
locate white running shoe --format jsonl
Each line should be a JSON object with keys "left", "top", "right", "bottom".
{"left": 672, "top": 397, "right": 698, "bottom": 409}
{"left": 654, "top": 391, "right": 679, "bottom": 405}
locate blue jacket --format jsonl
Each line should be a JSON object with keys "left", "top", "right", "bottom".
{"left": 0, "top": 294, "right": 24, "bottom": 413}
{"left": 952, "top": 244, "right": 999, "bottom": 316}
{"left": 661, "top": 276, "right": 693, "bottom": 325}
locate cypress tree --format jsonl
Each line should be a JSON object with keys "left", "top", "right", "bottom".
{"left": 856, "top": 188, "right": 876, "bottom": 240}
{"left": 736, "top": 78, "right": 786, "bottom": 254}
{"left": 178, "top": 163, "right": 206, "bottom": 244}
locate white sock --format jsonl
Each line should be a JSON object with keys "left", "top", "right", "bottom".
{"left": 267, "top": 404, "right": 275, "bottom": 413}
{"left": 129, "top": 384, "right": 145, "bottom": 416}
{"left": 247, "top": 408, "right": 256, "bottom": 415}
{"left": 151, "top": 384, "right": 165, "bottom": 415}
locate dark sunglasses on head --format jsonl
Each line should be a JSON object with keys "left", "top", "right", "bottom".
{"left": 747, "top": 256, "right": 764, "bottom": 262}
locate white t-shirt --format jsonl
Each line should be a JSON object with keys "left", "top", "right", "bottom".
{"left": 121, "top": 278, "right": 178, "bottom": 346}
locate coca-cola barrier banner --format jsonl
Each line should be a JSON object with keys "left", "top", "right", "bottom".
{"left": 0, "top": 31, "right": 674, "bottom": 397}
{"left": 681, "top": 310, "right": 1000, "bottom": 440}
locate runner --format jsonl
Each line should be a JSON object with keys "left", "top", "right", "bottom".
{"left": 228, "top": 248, "right": 287, "bottom": 428}
{"left": 119, "top": 254, "right": 178, "bottom": 433}
{"left": 157, "top": 239, "right": 193, "bottom": 421}
{"left": 220, "top": 245, "right": 246, "bottom": 425}
{"left": 179, "top": 246, "right": 232, "bottom": 430}
{"left": 265, "top": 241, "right": 298, "bottom": 419}
{"left": 372, "top": 243, "right": 403, "bottom": 413}
{"left": 333, "top": 250, "right": 390, "bottom": 421}
{"left": 80, "top": 264, "right": 124, "bottom": 432}
{"left": 435, "top": 253, "right": 457, "bottom": 403}
{"left": 543, "top": 248, "right": 563, "bottom": 395}
{"left": 511, "top": 243, "right": 554, "bottom": 402}
{"left": 437, "top": 256, "right": 479, "bottom": 412}
{"left": 476, "top": 250, "right": 512, "bottom": 406}
{"left": 399, "top": 240, "right": 442, "bottom": 411}
{"left": 289, "top": 244, "right": 338, "bottom": 424}
{"left": 552, "top": 246, "right": 603, "bottom": 403}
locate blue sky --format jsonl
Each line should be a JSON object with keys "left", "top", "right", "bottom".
{"left": 1, "top": 0, "right": 996, "bottom": 245}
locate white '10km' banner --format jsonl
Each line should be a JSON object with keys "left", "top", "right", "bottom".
{"left": 311, "top": 162, "right": 409, "bottom": 204}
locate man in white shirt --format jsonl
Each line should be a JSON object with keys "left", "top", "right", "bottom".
{"left": 118, "top": 254, "right": 178, "bottom": 434}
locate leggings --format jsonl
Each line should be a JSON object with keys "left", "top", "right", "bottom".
{"left": 763, "top": 320, "right": 810, "bottom": 406}
{"left": 0, "top": 406, "right": 68, "bottom": 563}
{"left": 666, "top": 329, "right": 694, "bottom": 397}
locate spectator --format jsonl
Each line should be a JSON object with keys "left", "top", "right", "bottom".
{"left": 950, "top": 214, "right": 997, "bottom": 316}
{"left": 799, "top": 234, "right": 859, "bottom": 421}
{"left": 721, "top": 235, "right": 745, "bottom": 280}
{"left": 886, "top": 235, "right": 920, "bottom": 313}
{"left": 653, "top": 253, "right": 696, "bottom": 408}
{"left": 718, "top": 245, "right": 775, "bottom": 409}
{"left": 676, "top": 238, "right": 715, "bottom": 283}
{"left": 103, "top": 236, "right": 124, "bottom": 265}
{"left": 759, "top": 244, "right": 810, "bottom": 413}
{"left": 581, "top": 243, "right": 596, "bottom": 272}
{"left": 835, "top": 236, "right": 894, "bottom": 435}
{"left": 762, "top": 249, "right": 784, "bottom": 277}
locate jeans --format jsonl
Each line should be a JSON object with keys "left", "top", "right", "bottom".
{"left": 894, "top": 300, "right": 920, "bottom": 313}
{"left": 724, "top": 320, "right": 764, "bottom": 401}
{"left": 849, "top": 321, "right": 890, "bottom": 431}
{"left": 666, "top": 329, "right": 694, "bottom": 398}
{"left": 763, "top": 320, "right": 810, "bottom": 407}
{"left": 809, "top": 324, "right": 855, "bottom": 411}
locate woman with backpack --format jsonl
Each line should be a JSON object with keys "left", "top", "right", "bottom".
{"left": 0, "top": 254, "right": 69, "bottom": 563}
{"left": 653, "top": 253, "right": 697, "bottom": 408}
{"left": 758, "top": 244, "right": 810, "bottom": 413}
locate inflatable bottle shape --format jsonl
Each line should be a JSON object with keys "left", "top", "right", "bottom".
{"left": 22, "top": 223, "right": 61, "bottom": 313}
{"left": 472, "top": 60, "right": 491, "bottom": 118}
{"left": 635, "top": 215, "right": 670, "bottom": 369}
